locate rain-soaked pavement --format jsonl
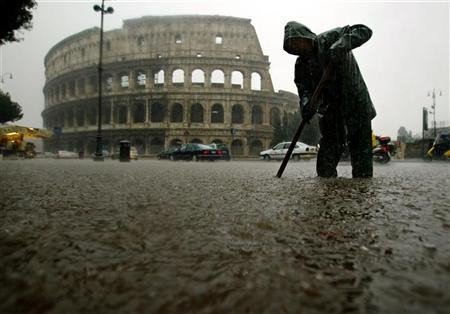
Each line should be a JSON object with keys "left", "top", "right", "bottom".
{"left": 0, "top": 158, "right": 449, "bottom": 313}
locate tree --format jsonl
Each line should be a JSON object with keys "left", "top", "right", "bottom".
{"left": 0, "top": 0, "right": 37, "bottom": 45}
{"left": 0, "top": 90, "right": 23, "bottom": 123}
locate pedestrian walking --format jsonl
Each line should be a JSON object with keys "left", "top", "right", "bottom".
{"left": 283, "top": 22, "right": 376, "bottom": 178}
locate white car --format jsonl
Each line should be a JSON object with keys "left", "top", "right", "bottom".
{"left": 56, "top": 150, "right": 79, "bottom": 159}
{"left": 260, "top": 141, "right": 318, "bottom": 161}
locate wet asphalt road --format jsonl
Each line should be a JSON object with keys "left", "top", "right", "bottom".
{"left": 0, "top": 158, "right": 449, "bottom": 314}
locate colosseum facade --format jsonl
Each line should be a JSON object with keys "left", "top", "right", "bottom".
{"left": 42, "top": 15, "right": 300, "bottom": 157}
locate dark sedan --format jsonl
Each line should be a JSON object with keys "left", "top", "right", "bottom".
{"left": 168, "top": 143, "right": 229, "bottom": 161}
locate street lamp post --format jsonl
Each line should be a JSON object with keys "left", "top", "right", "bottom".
{"left": 428, "top": 88, "right": 442, "bottom": 138}
{"left": 93, "top": 0, "right": 113, "bottom": 161}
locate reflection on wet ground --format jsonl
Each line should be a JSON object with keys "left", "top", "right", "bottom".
{"left": 0, "top": 159, "right": 449, "bottom": 313}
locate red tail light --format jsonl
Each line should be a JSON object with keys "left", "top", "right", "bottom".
{"left": 217, "top": 150, "right": 223, "bottom": 155}
{"left": 202, "top": 150, "right": 209, "bottom": 155}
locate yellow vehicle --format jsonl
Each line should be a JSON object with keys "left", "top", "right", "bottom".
{"left": 426, "top": 133, "right": 450, "bottom": 161}
{"left": 0, "top": 125, "right": 50, "bottom": 158}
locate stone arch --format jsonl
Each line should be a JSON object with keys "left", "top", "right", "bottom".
{"left": 133, "top": 102, "right": 145, "bottom": 123}
{"left": 231, "top": 71, "right": 243, "bottom": 89}
{"left": 232, "top": 104, "right": 244, "bottom": 124}
{"left": 132, "top": 138, "right": 146, "bottom": 155}
{"left": 211, "top": 139, "right": 223, "bottom": 144}
{"left": 172, "top": 69, "right": 184, "bottom": 84}
{"left": 270, "top": 107, "right": 281, "bottom": 126}
{"left": 191, "top": 103, "right": 204, "bottom": 123}
{"left": 211, "top": 103, "right": 224, "bottom": 123}
{"left": 231, "top": 139, "right": 243, "bottom": 156}
{"left": 251, "top": 72, "right": 262, "bottom": 91}
{"left": 170, "top": 138, "right": 183, "bottom": 147}
{"left": 154, "top": 69, "right": 164, "bottom": 86}
{"left": 251, "top": 105, "right": 263, "bottom": 125}
{"left": 119, "top": 72, "right": 129, "bottom": 89}
{"left": 136, "top": 69, "right": 146, "bottom": 88}
{"left": 249, "top": 139, "right": 263, "bottom": 156}
{"left": 191, "top": 138, "right": 203, "bottom": 144}
{"left": 76, "top": 108, "right": 84, "bottom": 126}
{"left": 151, "top": 103, "right": 165, "bottom": 122}
{"left": 115, "top": 104, "right": 128, "bottom": 124}
{"left": 192, "top": 69, "right": 205, "bottom": 86}
{"left": 150, "top": 137, "right": 164, "bottom": 154}
{"left": 102, "top": 102, "right": 111, "bottom": 124}
{"left": 86, "top": 138, "right": 97, "bottom": 154}
{"left": 104, "top": 73, "right": 113, "bottom": 92}
{"left": 87, "top": 104, "right": 97, "bottom": 125}
{"left": 170, "top": 103, "right": 183, "bottom": 122}
{"left": 211, "top": 69, "right": 225, "bottom": 87}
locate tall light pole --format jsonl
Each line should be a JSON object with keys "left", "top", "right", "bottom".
{"left": 93, "top": 0, "right": 113, "bottom": 161}
{"left": 428, "top": 88, "right": 442, "bottom": 138}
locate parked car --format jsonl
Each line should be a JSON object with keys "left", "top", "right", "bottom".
{"left": 260, "top": 141, "right": 318, "bottom": 161}
{"left": 57, "top": 150, "right": 78, "bottom": 159}
{"left": 208, "top": 143, "right": 231, "bottom": 161}
{"left": 157, "top": 146, "right": 180, "bottom": 160}
{"left": 169, "top": 143, "right": 227, "bottom": 161}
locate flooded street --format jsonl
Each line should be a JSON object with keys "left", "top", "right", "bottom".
{"left": 1, "top": 159, "right": 449, "bottom": 313}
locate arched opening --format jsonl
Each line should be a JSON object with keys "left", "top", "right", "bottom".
{"left": 192, "top": 69, "right": 205, "bottom": 86}
{"left": 102, "top": 102, "right": 111, "bottom": 124}
{"left": 76, "top": 109, "right": 84, "bottom": 126}
{"left": 270, "top": 107, "right": 281, "bottom": 126}
{"left": 66, "top": 110, "right": 74, "bottom": 127}
{"left": 132, "top": 138, "right": 146, "bottom": 155}
{"left": 115, "top": 105, "right": 128, "bottom": 124}
{"left": 150, "top": 137, "right": 164, "bottom": 154}
{"left": 232, "top": 104, "right": 244, "bottom": 124}
{"left": 191, "top": 138, "right": 203, "bottom": 144}
{"left": 170, "top": 138, "right": 183, "bottom": 147}
{"left": 136, "top": 70, "right": 146, "bottom": 89}
{"left": 154, "top": 69, "right": 164, "bottom": 86}
{"left": 151, "top": 103, "right": 165, "bottom": 122}
{"left": 104, "top": 74, "right": 113, "bottom": 92}
{"left": 172, "top": 69, "right": 184, "bottom": 85}
{"left": 170, "top": 103, "right": 183, "bottom": 122}
{"left": 251, "top": 72, "right": 262, "bottom": 91}
{"left": 87, "top": 105, "right": 97, "bottom": 126}
{"left": 249, "top": 140, "right": 263, "bottom": 156}
{"left": 231, "top": 71, "right": 243, "bottom": 89}
{"left": 231, "top": 139, "right": 243, "bottom": 156}
{"left": 211, "top": 69, "right": 225, "bottom": 87}
{"left": 211, "top": 139, "right": 223, "bottom": 144}
{"left": 251, "top": 105, "right": 263, "bottom": 125}
{"left": 87, "top": 139, "right": 97, "bottom": 155}
{"left": 120, "top": 73, "right": 129, "bottom": 89}
{"left": 191, "top": 103, "right": 204, "bottom": 123}
{"left": 133, "top": 103, "right": 145, "bottom": 123}
{"left": 211, "top": 103, "right": 224, "bottom": 123}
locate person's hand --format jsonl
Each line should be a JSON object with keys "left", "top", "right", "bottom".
{"left": 302, "top": 104, "right": 317, "bottom": 122}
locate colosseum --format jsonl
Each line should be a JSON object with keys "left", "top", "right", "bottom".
{"left": 42, "top": 15, "right": 301, "bottom": 157}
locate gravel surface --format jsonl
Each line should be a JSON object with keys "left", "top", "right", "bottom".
{"left": 0, "top": 159, "right": 449, "bottom": 313}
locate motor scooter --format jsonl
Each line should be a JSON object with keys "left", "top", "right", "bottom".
{"left": 373, "top": 136, "right": 396, "bottom": 164}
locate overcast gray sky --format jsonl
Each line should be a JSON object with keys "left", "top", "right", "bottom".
{"left": 1, "top": 0, "right": 449, "bottom": 138}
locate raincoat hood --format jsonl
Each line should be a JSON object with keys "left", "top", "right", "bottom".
{"left": 283, "top": 21, "right": 316, "bottom": 54}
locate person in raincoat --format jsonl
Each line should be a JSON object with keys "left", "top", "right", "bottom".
{"left": 283, "top": 22, "right": 376, "bottom": 178}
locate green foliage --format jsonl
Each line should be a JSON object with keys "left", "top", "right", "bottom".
{"left": 0, "top": 0, "right": 37, "bottom": 45}
{"left": 0, "top": 90, "right": 23, "bottom": 123}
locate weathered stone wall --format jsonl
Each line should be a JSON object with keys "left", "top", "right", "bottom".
{"left": 42, "top": 15, "right": 300, "bottom": 157}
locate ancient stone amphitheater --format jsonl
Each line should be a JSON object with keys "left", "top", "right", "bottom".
{"left": 42, "top": 15, "right": 299, "bottom": 157}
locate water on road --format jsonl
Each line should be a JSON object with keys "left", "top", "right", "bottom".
{"left": 0, "top": 159, "right": 449, "bottom": 313}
